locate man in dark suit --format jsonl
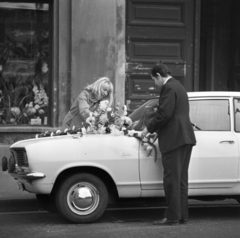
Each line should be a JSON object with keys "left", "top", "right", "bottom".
{"left": 142, "top": 62, "right": 196, "bottom": 226}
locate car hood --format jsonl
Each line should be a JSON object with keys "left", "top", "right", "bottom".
{"left": 11, "top": 134, "right": 80, "bottom": 148}
{"left": 10, "top": 133, "right": 141, "bottom": 188}
{"left": 10, "top": 133, "right": 141, "bottom": 167}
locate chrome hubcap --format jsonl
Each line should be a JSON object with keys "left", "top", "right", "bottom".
{"left": 67, "top": 182, "right": 100, "bottom": 215}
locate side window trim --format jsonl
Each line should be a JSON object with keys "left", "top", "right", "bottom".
{"left": 233, "top": 97, "right": 240, "bottom": 132}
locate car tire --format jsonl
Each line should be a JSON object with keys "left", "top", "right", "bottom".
{"left": 36, "top": 194, "right": 58, "bottom": 213}
{"left": 236, "top": 197, "right": 240, "bottom": 204}
{"left": 55, "top": 173, "right": 108, "bottom": 223}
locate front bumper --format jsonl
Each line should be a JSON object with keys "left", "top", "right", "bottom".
{"left": 11, "top": 171, "right": 45, "bottom": 181}
{"left": 2, "top": 155, "right": 53, "bottom": 194}
{"left": 2, "top": 155, "right": 45, "bottom": 181}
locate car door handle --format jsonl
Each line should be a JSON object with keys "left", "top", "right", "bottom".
{"left": 220, "top": 140, "right": 235, "bottom": 144}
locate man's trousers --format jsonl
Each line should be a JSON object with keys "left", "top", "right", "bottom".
{"left": 162, "top": 144, "right": 193, "bottom": 220}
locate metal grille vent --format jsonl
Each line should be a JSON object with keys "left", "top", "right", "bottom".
{"left": 11, "top": 148, "right": 28, "bottom": 166}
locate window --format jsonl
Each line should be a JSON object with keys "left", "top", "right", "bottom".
{"left": 129, "top": 98, "right": 159, "bottom": 130}
{"left": 234, "top": 98, "right": 240, "bottom": 132}
{"left": 189, "top": 99, "right": 230, "bottom": 131}
{"left": 0, "top": 1, "right": 51, "bottom": 126}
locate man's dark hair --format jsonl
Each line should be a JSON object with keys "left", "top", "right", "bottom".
{"left": 151, "top": 60, "right": 171, "bottom": 77}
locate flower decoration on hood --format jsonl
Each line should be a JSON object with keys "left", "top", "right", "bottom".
{"left": 128, "top": 130, "right": 158, "bottom": 161}
{"left": 85, "top": 101, "right": 132, "bottom": 134}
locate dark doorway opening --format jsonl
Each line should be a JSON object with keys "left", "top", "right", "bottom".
{"left": 200, "top": 0, "right": 240, "bottom": 91}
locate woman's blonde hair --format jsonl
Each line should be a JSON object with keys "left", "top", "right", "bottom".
{"left": 86, "top": 77, "right": 114, "bottom": 106}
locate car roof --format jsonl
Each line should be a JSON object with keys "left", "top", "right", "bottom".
{"left": 187, "top": 91, "right": 240, "bottom": 97}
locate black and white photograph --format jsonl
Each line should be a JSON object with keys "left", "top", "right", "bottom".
{"left": 0, "top": 0, "right": 240, "bottom": 237}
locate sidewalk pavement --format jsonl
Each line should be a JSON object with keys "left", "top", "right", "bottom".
{"left": 0, "top": 143, "right": 40, "bottom": 212}
{"left": 0, "top": 143, "right": 239, "bottom": 213}
{"left": 0, "top": 143, "right": 34, "bottom": 199}
{"left": 0, "top": 166, "right": 40, "bottom": 212}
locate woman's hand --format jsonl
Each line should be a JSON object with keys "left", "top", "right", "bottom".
{"left": 86, "top": 112, "right": 95, "bottom": 125}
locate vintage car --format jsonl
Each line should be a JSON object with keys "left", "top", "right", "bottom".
{"left": 2, "top": 91, "right": 240, "bottom": 223}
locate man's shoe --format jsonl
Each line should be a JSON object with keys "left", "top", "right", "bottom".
{"left": 153, "top": 218, "right": 179, "bottom": 226}
{"left": 179, "top": 219, "right": 188, "bottom": 224}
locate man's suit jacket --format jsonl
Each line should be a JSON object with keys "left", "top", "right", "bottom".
{"left": 147, "top": 78, "right": 196, "bottom": 154}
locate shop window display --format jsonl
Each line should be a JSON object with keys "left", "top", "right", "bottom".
{"left": 0, "top": 2, "right": 51, "bottom": 126}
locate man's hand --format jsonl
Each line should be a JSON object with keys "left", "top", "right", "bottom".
{"left": 141, "top": 127, "right": 148, "bottom": 138}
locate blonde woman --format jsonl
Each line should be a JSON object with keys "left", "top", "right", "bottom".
{"left": 63, "top": 77, "right": 114, "bottom": 129}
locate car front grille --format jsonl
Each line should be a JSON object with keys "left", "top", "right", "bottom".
{"left": 11, "top": 148, "right": 29, "bottom": 166}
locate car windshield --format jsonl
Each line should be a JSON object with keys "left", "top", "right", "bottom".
{"left": 129, "top": 98, "right": 159, "bottom": 130}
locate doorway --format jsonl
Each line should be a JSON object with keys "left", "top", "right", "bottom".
{"left": 200, "top": 0, "right": 240, "bottom": 91}
{"left": 126, "top": 0, "right": 195, "bottom": 111}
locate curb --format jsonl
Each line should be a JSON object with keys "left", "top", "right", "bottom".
{"left": 0, "top": 198, "right": 238, "bottom": 213}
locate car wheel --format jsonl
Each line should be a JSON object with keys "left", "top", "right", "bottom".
{"left": 36, "top": 194, "right": 58, "bottom": 213}
{"left": 55, "top": 173, "right": 108, "bottom": 223}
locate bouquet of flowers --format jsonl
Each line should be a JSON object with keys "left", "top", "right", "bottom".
{"left": 85, "top": 100, "right": 133, "bottom": 135}
{"left": 23, "top": 83, "right": 48, "bottom": 122}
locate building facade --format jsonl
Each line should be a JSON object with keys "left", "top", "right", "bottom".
{"left": 0, "top": 0, "right": 240, "bottom": 144}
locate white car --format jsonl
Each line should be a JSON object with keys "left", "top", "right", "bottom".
{"left": 2, "top": 91, "right": 240, "bottom": 223}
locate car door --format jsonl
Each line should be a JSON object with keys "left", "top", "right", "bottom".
{"left": 129, "top": 99, "right": 166, "bottom": 193}
{"left": 189, "top": 97, "right": 239, "bottom": 189}
{"left": 137, "top": 102, "right": 197, "bottom": 193}
{"left": 139, "top": 139, "right": 197, "bottom": 193}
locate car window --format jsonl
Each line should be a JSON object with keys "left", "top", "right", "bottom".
{"left": 189, "top": 99, "right": 230, "bottom": 131}
{"left": 234, "top": 98, "right": 240, "bottom": 132}
{"left": 129, "top": 99, "right": 159, "bottom": 130}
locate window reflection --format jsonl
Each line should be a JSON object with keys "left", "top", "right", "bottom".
{"left": 189, "top": 100, "right": 230, "bottom": 131}
{"left": 0, "top": 1, "right": 50, "bottom": 126}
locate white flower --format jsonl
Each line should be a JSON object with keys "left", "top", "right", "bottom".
{"left": 99, "top": 113, "right": 109, "bottom": 124}
{"left": 33, "top": 85, "right": 39, "bottom": 93}
{"left": 32, "top": 84, "right": 49, "bottom": 108}
{"left": 29, "top": 102, "right": 33, "bottom": 108}
{"left": 39, "top": 109, "right": 45, "bottom": 114}
{"left": 142, "top": 142, "right": 149, "bottom": 150}
{"left": 98, "top": 126, "right": 106, "bottom": 134}
{"left": 42, "top": 62, "right": 48, "bottom": 73}
{"left": 142, "top": 137, "right": 148, "bottom": 142}
{"left": 11, "top": 107, "right": 21, "bottom": 116}
{"left": 123, "top": 105, "right": 127, "bottom": 111}
{"left": 93, "top": 111, "right": 99, "bottom": 117}
{"left": 123, "top": 116, "right": 132, "bottom": 126}
{"left": 26, "top": 107, "right": 36, "bottom": 115}
{"left": 111, "top": 126, "right": 124, "bottom": 136}
{"left": 99, "top": 100, "right": 109, "bottom": 111}
{"left": 114, "top": 118, "right": 124, "bottom": 128}
{"left": 31, "top": 108, "right": 36, "bottom": 114}
{"left": 34, "top": 99, "right": 40, "bottom": 104}
{"left": 128, "top": 130, "right": 139, "bottom": 137}
{"left": 34, "top": 104, "right": 40, "bottom": 110}
{"left": 56, "top": 130, "right": 61, "bottom": 135}
{"left": 146, "top": 145, "right": 154, "bottom": 156}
